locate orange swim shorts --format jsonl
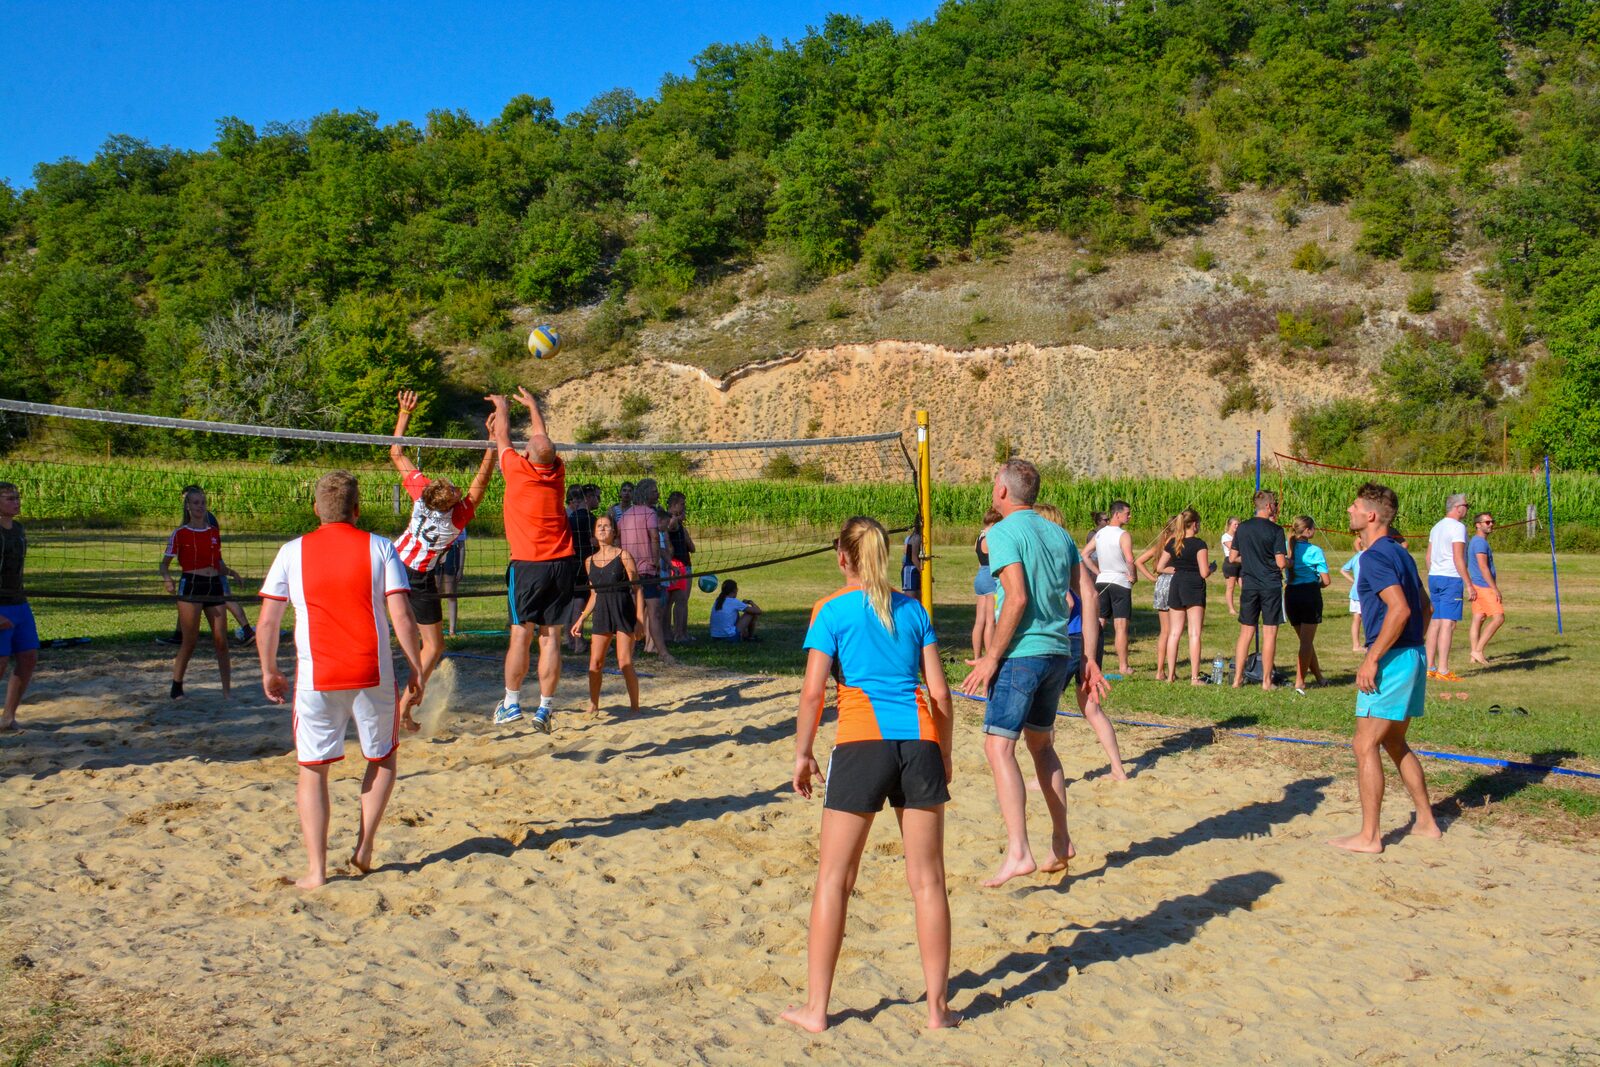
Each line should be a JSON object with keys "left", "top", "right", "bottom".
{"left": 1471, "top": 584, "right": 1503, "bottom": 616}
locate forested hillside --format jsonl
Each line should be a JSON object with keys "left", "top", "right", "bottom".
{"left": 1, "top": 0, "right": 1598, "bottom": 468}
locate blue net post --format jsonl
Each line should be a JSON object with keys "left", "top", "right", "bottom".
{"left": 1545, "top": 455, "right": 1563, "bottom": 635}
{"left": 1255, "top": 431, "right": 1261, "bottom": 492}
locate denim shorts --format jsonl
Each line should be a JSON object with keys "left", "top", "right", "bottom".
{"left": 983, "top": 653, "right": 1076, "bottom": 739}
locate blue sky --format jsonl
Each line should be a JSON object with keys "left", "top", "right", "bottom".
{"left": 1, "top": 0, "right": 937, "bottom": 188}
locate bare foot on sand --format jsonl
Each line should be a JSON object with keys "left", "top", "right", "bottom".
{"left": 1327, "top": 833, "right": 1383, "bottom": 854}
{"left": 928, "top": 1007, "right": 961, "bottom": 1029}
{"left": 1409, "top": 819, "right": 1443, "bottom": 840}
{"left": 1108, "top": 768, "right": 1130, "bottom": 782}
{"left": 400, "top": 711, "right": 421, "bottom": 733}
{"left": 779, "top": 1005, "right": 829, "bottom": 1033}
{"left": 294, "top": 872, "right": 328, "bottom": 890}
{"left": 983, "top": 855, "right": 1038, "bottom": 888}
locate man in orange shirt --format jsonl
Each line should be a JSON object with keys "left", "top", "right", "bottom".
{"left": 490, "top": 387, "right": 578, "bottom": 733}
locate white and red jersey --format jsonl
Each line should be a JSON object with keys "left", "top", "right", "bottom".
{"left": 260, "top": 522, "right": 411, "bottom": 692}
{"left": 392, "top": 469, "right": 476, "bottom": 573}
{"left": 165, "top": 525, "right": 223, "bottom": 572}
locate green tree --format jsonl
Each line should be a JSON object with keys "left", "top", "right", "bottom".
{"left": 317, "top": 292, "right": 440, "bottom": 435}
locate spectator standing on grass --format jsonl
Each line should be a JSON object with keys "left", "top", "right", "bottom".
{"left": 665, "top": 491, "right": 696, "bottom": 643}
{"left": 0, "top": 482, "right": 37, "bottom": 732}
{"left": 961, "top": 459, "right": 1092, "bottom": 888}
{"left": 1136, "top": 514, "right": 1181, "bottom": 682}
{"left": 1329, "top": 481, "right": 1441, "bottom": 855}
{"left": 1089, "top": 501, "right": 1136, "bottom": 677}
{"left": 1467, "top": 512, "right": 1505, "bottom": 665}
{"left": 1285, "top": 515, "right": 1331, "bottom": 694}
{"left": 1425, "top": 493, "right": 1474, "bottom": 682}
{"left": 1230, "top": 490, "right": 1288, "bottom": 691}
{"left": 1157, "top": 508, "right": 1211, "bottom": 685}
{"left": 565, "top": 484, "right": 597, "bottom": 653}
{"left": 1341, "top": 543, "right": 1365, "bottom": 652}
{"left": 1221, "top": 516, "right": 1242, "bottom": 616}
{"left": 608, "top": 482, "right": 634, "bottom": 527}
{"left": 620, "top": 479, "right": 675, "bottom": 663}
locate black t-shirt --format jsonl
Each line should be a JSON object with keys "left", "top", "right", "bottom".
{"left": 1232, "top": 517, "right": 1286, "bottom": 589}
{"left": 668, "top": 522, "right": 692, "bottom": 565}
{"left": 1169, "top": 536, "right": 1207, "bottom": 573}
{"left": 0, "top": 521, "right": 26, "bottom": 605}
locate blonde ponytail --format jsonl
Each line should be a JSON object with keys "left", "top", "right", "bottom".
{"left": 839, "top": 516, "right": 895, "bottom": 633}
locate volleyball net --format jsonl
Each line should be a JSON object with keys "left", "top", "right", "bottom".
{"left": 0, "top": 399, "right": 918, "bottom": 611}
{"left": 1262, "top": 445, "right": 1564, "bottom": 633}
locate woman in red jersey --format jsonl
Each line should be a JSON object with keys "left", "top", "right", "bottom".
{"left": 160, "top": 486, "right": 240, "bottom": 699}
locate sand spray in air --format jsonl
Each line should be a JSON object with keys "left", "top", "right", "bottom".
{"left": 414, "top": 656, "right": 456, "bottom": 737}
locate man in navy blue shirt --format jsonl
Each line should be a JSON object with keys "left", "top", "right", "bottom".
{"left": 1330, "top": 482, "right": 1442, "bottom": 854}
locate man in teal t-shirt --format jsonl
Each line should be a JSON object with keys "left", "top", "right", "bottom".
{"left": 961, "top": 459, "right": 1094, "bottom": 889}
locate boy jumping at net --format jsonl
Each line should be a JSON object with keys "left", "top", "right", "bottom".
{"left": 256, "top": 471, "right": 425, "bottom": 890}
{"left": 388, "top": 389, "right": 496, "bottom": 698}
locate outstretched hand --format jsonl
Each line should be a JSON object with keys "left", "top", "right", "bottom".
{"left": 513, "top": 386, "right": 538, "bottom": 411}
{"left": 396, "top": 389, "right": 419, "bottom": 414}
{"left": 485, "top": 393, "right": 510, "bottom": 417}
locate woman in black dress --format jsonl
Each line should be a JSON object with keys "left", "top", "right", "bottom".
{"left": 1157, "top": 508, "right": 1212, "bottom": 685}
{"left": 571, "top": 515, "right": 646, "bottom": 713}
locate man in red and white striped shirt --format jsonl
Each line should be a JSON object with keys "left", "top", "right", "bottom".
{"left": 257, "top": 471, "right": 425, "bottom": 890}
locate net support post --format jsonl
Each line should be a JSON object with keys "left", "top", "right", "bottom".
{"left": 1255, "top": 430, "right": 1261, "bottom": 492}
{"left": 1545, "top": 455, "right": 1563, "bottom": 635}
{"left": 916, "top": 410, "right": 934, "bottom": 613}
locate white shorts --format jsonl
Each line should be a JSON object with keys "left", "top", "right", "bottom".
{"left": 293, "top": 682, "right": 400, "bottom": 766}
{"left": 1349, "top": 600, "right": 1362, "bottom": 616}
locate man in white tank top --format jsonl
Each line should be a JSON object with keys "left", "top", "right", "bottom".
{"left": 1089, "top": 501, "right": 1136, "bottom": 676}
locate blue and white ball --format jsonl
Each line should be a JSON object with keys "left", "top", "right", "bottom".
{"left": 528, "top": 325, "right": 562, "bottom": 359}
{"left": 697, "top": 574, "right": 719, "bottom": 594}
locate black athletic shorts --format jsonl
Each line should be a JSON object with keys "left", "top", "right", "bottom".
{"left": 1096, "top": 581, "right": 1133, "bottom": 621}
{"left": 178, "top": 573, "right": 226, "bottom": 605}
{"left": 1285, "top": 582, "right": 1324, "bottom": 626}
{"left": 824, "top": 740, "right": 949, "bottom": 812}
{"left": 1222, "top": 560, "right": 1242, "bottom": 579}
{"left": 407, "top": 566, "right": 443, "bottom": 627}
{"left": 1239, "top": 585, "right": 1285, "bottom": 628}
{"left": 507, "top": 557, "right": 579, "bottom": 628}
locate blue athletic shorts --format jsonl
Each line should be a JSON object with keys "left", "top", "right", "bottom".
{"left": 1427, "top": 575, "right": 1464, "bottom": 622}
{"left": 973, "top": 565, "right": 995, "bottom": 597}
{"left": 1356, "top": 646, "right": 1427, "bottom": 721}
{"left": 983, "top": 653, "right": 1075, "bottom": 739}
{"left": 0, "top": 603, "right": 40, "bottom": 657}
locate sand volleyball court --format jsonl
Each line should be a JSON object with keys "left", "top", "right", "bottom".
{"left": 3, "top": 653, "right": 1597, "bottom": 1064}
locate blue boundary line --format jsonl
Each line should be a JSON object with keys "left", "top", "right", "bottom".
{"left": 953, "top": 690, "right": 1600, "bottom": 781}
{"left": 442, "top": 650, "right": 655, "bottom": 679}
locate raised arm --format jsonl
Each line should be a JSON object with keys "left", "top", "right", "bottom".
{"left": 389, "top": 391, "right": 419, "bottom": 477}
{"left": 465, "top": 412, "right": 499, "bottom": 507}
{"left": 486, "top": 394, "right": 515, "bottom": 453}
{"left": 513, "top": 386, "right": 558, "bottom": 466}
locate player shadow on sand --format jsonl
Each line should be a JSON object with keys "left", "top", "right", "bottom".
{"left": 1121, "top": 713, "right": 1265, "bottom": 774}
{"left": 378, "top": 783, "right": 790, "bottom": 874}
{"left": 1027, "top": 776, "right": 1333, "bottom": 891}
{"left": 549, "top": 717, "right": 791, "bottom": 764}
{"left": 0, "top": 701, "right": 289, "bottom": 782}
{"left": 1429, "top": 748, "right": 1579, "bottom": 833}
{"left": 833, "top": 871, "right": 1284, "bottom": 1026}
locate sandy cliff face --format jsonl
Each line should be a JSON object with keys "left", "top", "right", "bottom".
{"left": 544, "top": 341, "right": 1352, "bottom": 481}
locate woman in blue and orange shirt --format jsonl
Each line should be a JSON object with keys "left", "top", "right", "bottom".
{"left": 781, "top": 516, "right": 957, "bottom": 1034}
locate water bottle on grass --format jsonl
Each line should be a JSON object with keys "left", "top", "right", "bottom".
{"left": 1211, "top": 657, "right": 1225, "bottom": 685}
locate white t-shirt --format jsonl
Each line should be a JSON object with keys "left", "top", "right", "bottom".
{"left": 710, "top": 597, "right": 748, "bottom": 639}
{"left": 1221, "top": 532, "right": 1234, "bottom": 557}
{"left": 261, "top": 523, "right": 410, "bottom": 692}
{"left": 1427, "top": 517, "right": 1467, "bottom": 578}
{"left": 1091, "top": 525, "right": 1132, "bottom": 589}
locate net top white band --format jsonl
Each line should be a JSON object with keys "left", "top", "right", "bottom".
{"left": 0, "top": 398, "right": 903, "bottom": 454}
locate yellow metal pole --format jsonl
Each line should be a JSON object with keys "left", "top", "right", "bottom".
{"left": 917, "top": 410, "right": 933, "bottom": 613}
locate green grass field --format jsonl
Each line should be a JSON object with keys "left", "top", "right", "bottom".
{"left": 25, "top": 534, "right": 1598, "bottom": 766}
